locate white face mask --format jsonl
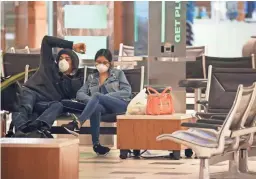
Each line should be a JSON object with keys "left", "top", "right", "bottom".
{"left": 96, "top": 64, "right": 109, "bottom": 73}
{"left": 58, "top": 59, "right": 70, "bottom": 73}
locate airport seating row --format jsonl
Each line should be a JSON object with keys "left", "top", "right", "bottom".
{"left": 179, "top": 54, "right": 255, "bottom": 112}
{"left": 1, "top": 52, "right": 255, "bottom": 132}
{"left": 157, "top": 66, "right": 256, "bottom": 178}
{"left": 184, "top": 66, "right": 256, "bottom": 123}
{"left": 157, "top": 84, "right": 256, "bottom": 179}
{"left": 2, "top": 66, "right": 144, "bottom": 135}
{"left": 1, "top": 51, "right": 256, "bottom": 162}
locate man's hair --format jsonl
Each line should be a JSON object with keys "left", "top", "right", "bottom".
{"left": 56, "top": 49, "right": 79, "bottom": 70}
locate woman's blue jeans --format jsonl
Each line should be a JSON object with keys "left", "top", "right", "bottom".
{"left": 78, "top": 92, "right": 128, "bottom": 145}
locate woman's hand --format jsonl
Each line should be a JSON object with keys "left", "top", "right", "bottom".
{"left": 73, "top": 43, "right": 86, "bottom": 54}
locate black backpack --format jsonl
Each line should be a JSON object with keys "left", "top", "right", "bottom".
{"left": 1, "top": 77, "right": 21, "bottom": 112}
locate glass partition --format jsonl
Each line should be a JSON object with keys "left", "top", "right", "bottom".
{"left": 55, "top": 1, "right": 114, "bottom": 60}
{"left": 65, "top": 36, "right": 107, "bottom": 66}
{"left": 64, "top": 5, "right": 108, "bottom": 29}
{"left": 134, "top": 1, "right": 148, "bottom": 56}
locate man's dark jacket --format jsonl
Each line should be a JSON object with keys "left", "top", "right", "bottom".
{"left": 25, "top": 36, "right": 81, "bottom": 101}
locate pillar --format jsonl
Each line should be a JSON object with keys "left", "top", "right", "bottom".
{"left": 123, "top": 1, "right": 134, "bottom": 46}
{"left": 15, "top": 2, "right": 47, "bottom": 48}
{"left": 0, "top": 1, "right": 5, "bottom": 50}
{"left": 28, "top": 2, "right": 47, "bottom": 48}
{"left": 113, "top": 1, "right": 134, "bottom": 53}
{"left": 15, "top": 1, "right": 28, "bottom": 48}
{"left": 1, "top": 28, "right": 5, "bottom": 50}
{"left": 114, "top": 1, "right": 124, "bottom": 52}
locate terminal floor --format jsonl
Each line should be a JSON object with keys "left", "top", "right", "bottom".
{"left": 79, "top": 146, "right": 256, "bottom": 179}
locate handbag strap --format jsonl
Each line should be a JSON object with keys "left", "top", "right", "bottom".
{"left": 147, "top": 87, "right": 160, "bottom": 95}
{"left": 161, "top": 87, "right": 172, "bottom": 95}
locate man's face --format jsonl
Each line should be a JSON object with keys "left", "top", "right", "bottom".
{"left": 59, "top": 54, "right": 73, "bottom": 74}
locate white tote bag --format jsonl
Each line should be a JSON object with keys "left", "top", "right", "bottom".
{"left": 126, "top": 88, "right": 147, "bottom": 115}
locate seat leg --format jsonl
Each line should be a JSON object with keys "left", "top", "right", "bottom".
{"left": 199, "top": 158, "right": 210, "bottom": 179}
{"left": 195, "top": 88, "right": 202, "bottom": 112}
{"left": 228, "top": 151, "right": 240, "bottom": 175}
{"left": 239, "top": 149, "right": 256, "bottom": 174}
{"left": 212, "top": 151, "right": 256, "bottom": 179}
{"left": 211, "top": 152, "right": 239, "bottom": 178}
{"left": 1, "top": 111, "right": 7, "bottom": 137}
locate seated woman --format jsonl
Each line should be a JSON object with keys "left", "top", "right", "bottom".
{"left": 62, "top": 49, "right": 132, "bottom": 155}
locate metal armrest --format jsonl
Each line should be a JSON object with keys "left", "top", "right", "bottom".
{"left": 196, "top": 100, "right": 208, "bottom": 105}
{"left": 196, "top": 100, "right": 208, "bottom": 111}
{"left": 196, "top": 112, "right": 228, "bottom": 119}
{"left": 178, "top": 79, "right": 207, "bottom": 89}
{"left": 231, "top": 127, "right": 256, "bottom": 138}
{"left": 197, "top": 119, "right": 224, "bottom": 125}
{"left": 179, "top": 79, "right": 207, "bottom": 112}
{"left": 181, "top": 122, "right": 220, "bottom": 131}
{"left": 209, "top": 115, "right": 227, "bottom": 120}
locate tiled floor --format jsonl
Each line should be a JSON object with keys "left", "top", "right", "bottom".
{"left": 79, "top": 146, "right": 256, "bottom": 179}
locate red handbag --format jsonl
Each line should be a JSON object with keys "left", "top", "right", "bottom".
{"left": 146, "top": 87, "right": 175, "bottom": 115}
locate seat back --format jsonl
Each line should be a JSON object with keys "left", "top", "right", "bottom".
{"left": 0, "top": 50, "right": 3, "bottom": 77}
{"left": 118, "top": 43, "right": 135, "bottom": 69}
{"left": 84, "top": 66, "right": 144, "bottom": 93}
{"left": 204, "top": 56, "right": 254, "bottom": 78}
{"left": 119, "top": 43, "right": 135, "bottom": 57}
{"left": 185, "top": 46, "right": 205, "bottom": 60}
{"left": 83, "top": 66, "right": 97, "bottom": 83}
{"left": 1, "top": 82, "right": 21, "bottom": 111}
{"left": 217, "top": 84, "right": 255, "bottom": 147}
{"left": 229, "top": 84, "right": 255, "bottom": 130}
{"left": 61, "top": 66, "right": 144, "bottom": 116}
{"left": 1, "top": 53, "right": 40, "bottom": 112}
{"left": 186, "top": 56, "right": 204, "bottom": 79}
{"left": 3, "top": 53, "right": 40, "bottom": 77}
{"left": 85, "top": 67, "right": 97, "bottom": 78}
{"left": 185, "top": 55, "right": 254, "bottom": 79}
{"left": 14, "top": 47, "right": 30, "bottom": 54}
{"left": 6, "top": 47, "right": 30, "bottom": 54}
{"left": 240, "top": 83, "right": 256, "bottom": 128}
{"left": 28, "top": 48, "right": 40, "bottom": 54}
{"left": 6, "top": 47, "right": 15, "bottom": 53}
{"left": 207, "top": 66, "right": 256, "bottom": 113}
{"left": 123, "top": 67, "right": 144, "bottom": 92}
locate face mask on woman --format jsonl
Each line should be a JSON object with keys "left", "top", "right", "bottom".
{"left": 96, "top": 64, "right": 109, "bottom": 73}
{"left": 58, "top": 59, "right": 70, "bottom": 73}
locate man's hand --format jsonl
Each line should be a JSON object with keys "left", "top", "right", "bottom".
{"left": 73, "top": 43, "right": 86, "bottom": 54}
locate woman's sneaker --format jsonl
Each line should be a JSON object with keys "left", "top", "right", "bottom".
{"left": 93, "top": 144, "right": 110, "bottom": 156}
{"left": 61, "top": 120, "right": 80, "bottom": 137}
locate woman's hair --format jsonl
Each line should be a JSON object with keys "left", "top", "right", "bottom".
{"left": 94, "top": 49, "right": 112, "bottom": 62}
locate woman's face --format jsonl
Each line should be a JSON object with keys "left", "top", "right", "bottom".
{"left": 95, "top": 56, "right": 110, "bottom": 68}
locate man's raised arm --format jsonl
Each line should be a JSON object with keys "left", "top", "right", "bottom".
{"left": 40, "top": 35, "right": 85, "bottom": 65}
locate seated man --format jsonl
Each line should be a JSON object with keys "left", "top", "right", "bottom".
{"left": 12, "top": 35, "right": 86, "bottom": 138}
{"left": 62, "top": 49, "right": 132, "bottom": 155}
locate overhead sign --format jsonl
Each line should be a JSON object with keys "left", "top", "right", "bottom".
{"left": 175, "top": 1, "right": 182, "bottom": 43}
